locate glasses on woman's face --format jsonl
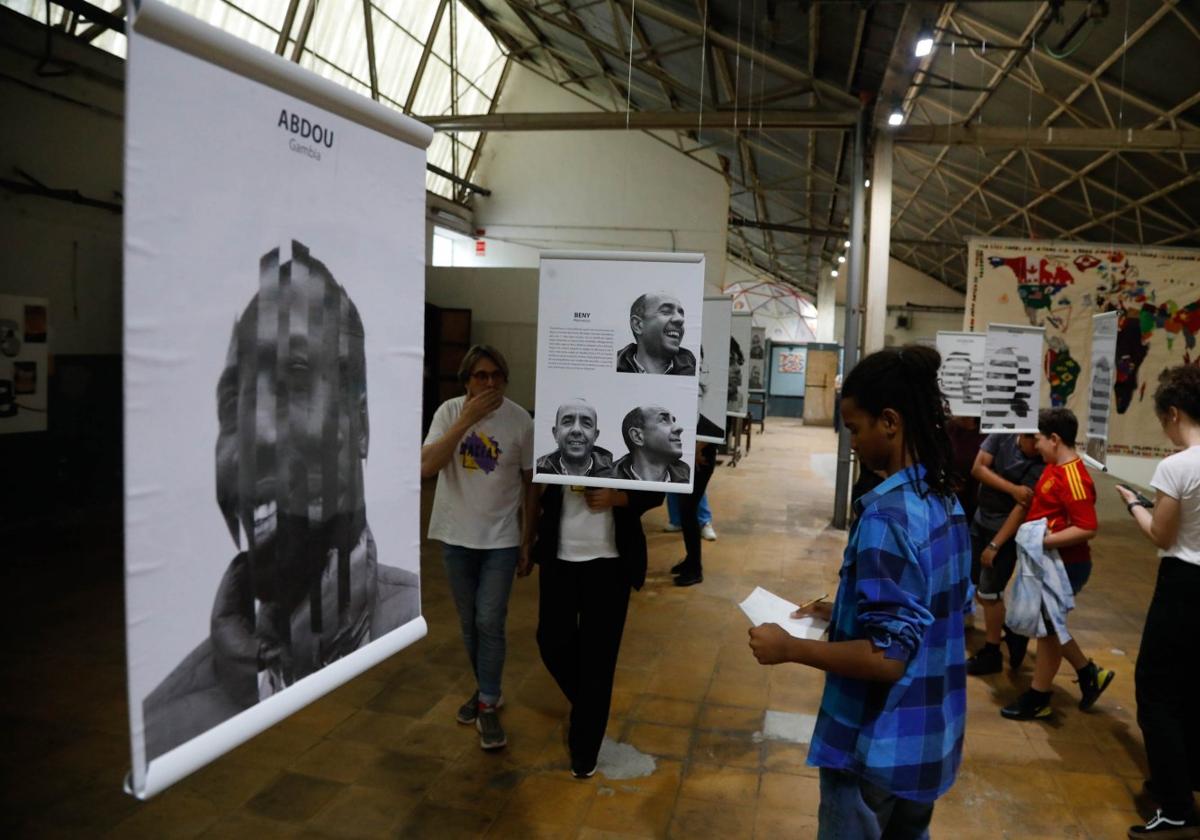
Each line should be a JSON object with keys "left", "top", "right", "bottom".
{"left": 470, "top": 369, "right": 507, "bottom": 384}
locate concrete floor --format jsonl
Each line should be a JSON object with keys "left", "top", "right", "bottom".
{"left": 1, "top": 419, "right": 1158, "bottom": 838}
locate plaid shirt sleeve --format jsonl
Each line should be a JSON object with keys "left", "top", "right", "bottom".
{"left": 853, "top": 511, "right": 935, "bottom": 663}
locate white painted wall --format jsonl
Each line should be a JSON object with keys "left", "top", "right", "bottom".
{"left": 426, "top": 267, "right": 539, "bottom": 409}
{"left": 834, "top": 258, "right": 965, "bottom": 345}
{"left": 458, "top": 64, "right": 730, "bottom": 292}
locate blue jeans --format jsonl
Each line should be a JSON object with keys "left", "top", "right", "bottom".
{"left": 667, "top": 492, "right": 711, "bottom": 527}
{"left": 818, "top": 768, "right": 934, "bottom": 840}
{"left": 441, "top": 544, "right": 518, "bottom": 705}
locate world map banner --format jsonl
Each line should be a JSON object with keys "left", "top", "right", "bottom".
{"left": 966, "top": 238, "right": 1200, "bottom": 459}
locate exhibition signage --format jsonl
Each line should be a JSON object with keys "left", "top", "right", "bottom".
{"left": 728, "top": 312, "right": 752, "bottom": 417}
{"left": 698, "top": 297, "right": 732, "bottom": 443}
{"left": 982, "top": 323, "right": 1046, "bottom": 433}
{"left": 0, "top": 294, "right": 48, "bottom": 433}
{"left": 935, "top": 331, "right": 985, "bottom": 418}
{"left": 1086, "top": 311, "right": 1119, "bottom": 465}
{"left": 123, "top": 0, "right": 430, "bottom": 798}
{"left": 533, "top": 251, "right": 704, "bottom": 493}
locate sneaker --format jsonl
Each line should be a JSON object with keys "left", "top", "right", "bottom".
{"left": 571, "top": 764, "right": 597, "bottom": 779}
{"left": 662, "top": 523, "right": 682, "bottom": 533}
{"left": 673, "top": 568, "right": 703, "bottom": 587}
{"left": 1000, "top": 689, "right": 1053, "bottom": 720}
{"left": 701, "top": 523, "right": 717, "bottom": 541}
{"left": 456, "top": 691, "right": 503, "bottom": 724}
{"left": 1128, "top": 809, "right": 1200, "bottom": 838}
{"left": 476, "top": 703, "right": 507, "bottom": 750}
{"left": 1077, "top": 661, "right": 1116, "bottom": 711}
{"left": 966, "top": 644, "right": 1002, "bottom": 676}
{"left": 1003, "top": 627, "right": 1029, "bottom": 670}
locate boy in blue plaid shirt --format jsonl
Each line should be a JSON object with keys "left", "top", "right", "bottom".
{"left": 750, "top": 346, "right": 972, "bottom": 840}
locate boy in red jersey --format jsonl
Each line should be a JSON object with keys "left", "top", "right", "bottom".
{"left": 980, "top": 408, "right": 1115, "bottom": 720}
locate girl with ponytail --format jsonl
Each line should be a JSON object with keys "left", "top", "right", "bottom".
{"left": 749, "top": 345, "right": 972, "bottom": 838}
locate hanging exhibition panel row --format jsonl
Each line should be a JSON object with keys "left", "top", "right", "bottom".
{"left": 123, "top": 0, "right": 430, "bottom": 798}
{"left": 728, "top": 311, "right": 752, "bottom": 417}
{"left": 533, "top": 252, "right": 704, "bottom": 492}
{"left": 967, "top": 237, "right": 1200, "bottom": 458}
{"left": 698, "top": 296, "right": 732, "bottom": 443}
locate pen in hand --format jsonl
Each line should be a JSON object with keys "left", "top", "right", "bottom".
{"left": 792, "top": 593, "right": 829, "bottom": 615}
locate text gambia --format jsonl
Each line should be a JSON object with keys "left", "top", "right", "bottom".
{"left": 279, "top": 109, "right": 333, "bottom": 161}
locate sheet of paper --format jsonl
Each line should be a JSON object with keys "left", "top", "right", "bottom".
{"left": 739, "top": 587, "right": 829, "bottom": 640}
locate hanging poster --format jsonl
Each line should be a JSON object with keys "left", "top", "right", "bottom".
{"left": 698, "top": 297, "right": 732, "bottom": 443}
{"left": 748, "top": 325, "right": 767, "bottom": 391}
{"left": 935, "top": 331, "right": 986, "bottom": 417}
{"left": 533, "top": 251, "right": 703, "bottom": 492}
{"left": 123, "top": 1, "right": 430, "bottom": 798}
{"left": 0, "top": 295, "right": 48, "bottom": 433}
{"left": 728, "top": 312, "right": 752, "bottom": 417}
{"left": 769, "top": 344, "right": 807, "bottom": 397}
{"left": 1086, "top": 311, "right": 1119, "bottom": 464}
{"left": 967, "top": 237, "right": 1200, "bottom": 458}
{"left": 982, "top": 323, "right": 1045, "bottom": 433}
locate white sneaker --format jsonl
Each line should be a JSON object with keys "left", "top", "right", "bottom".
{"left": 662, "top": 523, "right": 682, "bottom": 533}
{"left": 701, "top": 523, "right": 717, "bottom": 541}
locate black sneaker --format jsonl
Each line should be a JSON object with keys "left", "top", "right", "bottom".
{"left": 1000, "top": 689, "right": 1052, "bottom": 720}
{"left": 456, "top": 691, "right": 503, "bottom": 724}
{"left": 476, "top": 703, "right": 507, "bottom": 750}
{"left": 673, "top": 568, "right": 703, "bottom": 587}
{"left": 670, "top": 559, "right": 688, "bottom": 575}
{"left": 966, "top": 644, "right": 1002, "bottom": 676}
{"left": 1003, "top": 627, "right": 1029, "bottom": 670}
{"left": 1077, "top": 661, "right": 1116, "bottom": 711}
{"left": 1128, "top": 809, "right": 1200, "bottom": 838}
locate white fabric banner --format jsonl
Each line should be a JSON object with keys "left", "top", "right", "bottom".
{"left": 728, "top": 312, "right": 752, "bottom": 418}
{"left": 124, "top": 1, "right": 430, "bottom": 798}
{"left": 936, "top": 331, "right": 986, "bottom": 418}
{"left": 0, "top": 294, "right": 48, "bottom": 433}
{"left": 1086, "top": 311, "right": 1119, "bottom": 463}
{"left": 533, "top": 251, "right": 704, "bottom": 493}
{"left": 698, "top": 297, "right": 732, "bottom": 442}
{"left": 982, "top": 324, "right": 1046, "bottom": 433}
{"left": 748, "top": 325, "right": 767, "bottom": 392}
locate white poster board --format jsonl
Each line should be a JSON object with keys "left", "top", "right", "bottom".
{"left": 1086, "top": 311, "right": 1119, "bottom": 464}
{"left": 698, "top": 296, "right": 732, "bottom": 443}
{"left": 123, "top": 1, "right": 430, "bottom": 798}
{"left": 728, "top": 312, "right": 752, "bottom": 417}
{"left": 0, "top": 295, "right": 48, "bottom": 433}
{"left": 935, "top": 331, "right": 985, "bottom": 418}
{"left": 748, "top": 325, "right": 766, "bottom": 392}
{"left": 982, "top": 323, "right": 1045, "bottom": 433}
{"left": 533, "top": 251, "right": 703, "bottom": 492}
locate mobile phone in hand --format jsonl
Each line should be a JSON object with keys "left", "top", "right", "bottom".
{"left": 1118, "top": 484, "right": 1154, "bottom": 509}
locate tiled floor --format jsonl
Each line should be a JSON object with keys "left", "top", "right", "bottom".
{"left": 2, "top": 420, "right": 1159, "bottom": 838}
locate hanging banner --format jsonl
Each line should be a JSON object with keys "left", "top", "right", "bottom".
{"left": 967, "top": 237, "right": 1200, "bottom": 459}
{"left": 935, "top": 331, "right": 986, "bottom": 418}
{"left": 0, "top": 295, "right": 48, "bottom": 433}
{"left": 728, "top": 312, "right": 752, "bottom": 417}
{"left": 123, "top": 1, "right": 430, "bottom": 799}
{"left": 698, "top": 297, "right": 732, "bottom": 443}
{"left": 748, "top": 325, "right": 767, "bottom": 392}
{"left": 533, "top": 251, "right": 703, "bottom": 492}
{"left": 982, "top": 324, "right": 1045, "bottom": 433}
{"left": 1086, "top": 311, "right": 1119, "bottom": 465}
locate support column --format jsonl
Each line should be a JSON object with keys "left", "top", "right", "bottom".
{"left": 816, "top": 270, "right": 836, "bottom": 343}
{"left": 832, "top": 110, "right": 868, "bottom": 530}
{"left": 864, "top": 133, "right": 893, "bottom": 354}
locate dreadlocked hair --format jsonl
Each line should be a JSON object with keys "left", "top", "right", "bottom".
{"left": 840, "top": 344, "right": 960, "bottom": 499}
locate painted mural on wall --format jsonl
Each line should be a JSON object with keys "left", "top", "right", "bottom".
{"left": 967, "top": 238, "right": 1200, "bottom": 459}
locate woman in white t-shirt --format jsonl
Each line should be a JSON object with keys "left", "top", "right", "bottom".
{"left": 420, "top": 345, "right": 536, "bottom": 752}
{"left": 1116, "top": 364, "right": 1200, "bottom": 838}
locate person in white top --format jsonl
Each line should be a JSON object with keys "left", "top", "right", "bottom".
{"left": 421, "top": 345, "right": 536, "bottom": 752}
{"left": 1115, "top": 364, "right": 1200, "bottom": 838}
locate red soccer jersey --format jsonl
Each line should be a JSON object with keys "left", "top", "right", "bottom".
{"left": 1024, "top": 458, "right": 1098, "bottom": 564}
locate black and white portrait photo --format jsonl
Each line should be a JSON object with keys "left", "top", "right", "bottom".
{"left": 140, "top": 242, "right": 419, "bottom": 762}
{"left": 616, "top": 293, "right": 697, "bottom": 375}
{"left": 727, "top": 337, "right": 745, "bottom": 404}
{"left": 611, "top": 405, "right": 690, "bottom": 484}
{"left": 536, "top": 399, "right": 614, "bottom": 478}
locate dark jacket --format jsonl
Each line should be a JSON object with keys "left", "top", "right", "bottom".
{"left": 533, "top": 486, "right": 663, "bottom": 590}
{"left": 611, "top": 454, "right": 691, "bottom": 484}
{"left": 615, "top": 343, "right": 697, "bottom": 375}
{"left": 535, "top": 445, "right": 615, "bottom": 476}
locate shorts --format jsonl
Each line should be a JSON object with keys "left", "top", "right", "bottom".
{"left": 970, "top": 526, "right": 1018, "bottom": 599}
{"left": 1064, "top": 560, "right": 1092, "bottom": 595}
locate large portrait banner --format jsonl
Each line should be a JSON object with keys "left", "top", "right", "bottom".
{"left": 123, "top": 1, "right": 430, "bottom": 798}
{"left": 728, "top": 312, "right": 752, "bottom": 417}
{"left": 698, "top": 296, "right": 732, "bottom": 443}
{"left": 982, "top": 323, "right": 1045, "bottom": 433}
{"left": 1086, "top": 311, "right": 1119, "bottom": 465}
{"left": 935, "top": 331, "right": 985, "bottom": 418}
{"left": 533, "top": 252, "right": 704, "bottom": 492}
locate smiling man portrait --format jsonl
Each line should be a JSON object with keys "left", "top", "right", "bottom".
{"left": 615, "top": 293, "right": 696, "bottom": 375}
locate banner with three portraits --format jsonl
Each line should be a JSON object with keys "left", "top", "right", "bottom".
{"left": 533, "top": 252, "right": 705, "bottom": 493}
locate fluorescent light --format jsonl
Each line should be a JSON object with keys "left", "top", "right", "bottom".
{"left": 915, "top": 35, "right": 933, "bottom": 57}
{"left": 888, "top": 109, "right": 904, "bottom": 127}
{"left": 838, "top": 255, "right": 846, "bottom": 263}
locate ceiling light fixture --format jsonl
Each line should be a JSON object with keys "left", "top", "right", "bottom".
{"left": 831, "top": 269, "right": 839, "bottom": 277}
{"left": 838, "top": 255, "right": 846, "bottom": 263}
{"left": 915, "top": 22, "right": 934, "bottom": 57}
{"left": 888, "top": 106, "right": 904, "bottom": 127}
{"left": 864, "top": 179, "right": 871, "bottom": 188}
{"left": 844, "top": 240, "right": 851, "bottom": 249}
